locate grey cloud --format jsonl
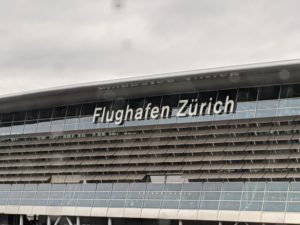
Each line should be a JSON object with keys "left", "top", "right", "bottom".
{"left": 0, "top": 0, "right": 299, "bottom": 95}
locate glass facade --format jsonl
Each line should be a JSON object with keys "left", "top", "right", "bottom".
{"left": 1, "top": 182, "right": 300, "bottom": 212}
{"left": 1, "top": 84, "right": 300, "bottom": 136}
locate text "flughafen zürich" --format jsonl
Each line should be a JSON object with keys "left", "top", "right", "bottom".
{"left": 93, "top": 96, "right": 235, "bottom": 125}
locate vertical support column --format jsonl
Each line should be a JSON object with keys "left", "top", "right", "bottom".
{"left": 54, "top": 217, "right": 61, "bottom": 225}
{"left": 19, "top": 215, "right": 24, "bottom": 225}
{"left": 218, "top": 222, "right": 222, "bottom": 225}
{"left": 178, "top": 220, "right": 183, "bottom": 225}
{"left": 47, "top": 216, "right": 51, "bottom": 225}
{"left": 107, "top": 218, "right": 112, "bottom": 225}
{"left": 66, "top": 217, "right": 73, "bottom": 225}
{"left": 76, "top": 217, "right": 80, "bottom": 225}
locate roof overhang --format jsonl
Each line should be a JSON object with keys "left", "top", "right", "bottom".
{"left": 1, "top": 59, "right": 300, "bottom": 113}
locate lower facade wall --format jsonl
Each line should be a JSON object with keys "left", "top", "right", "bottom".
{"left": 2, "top": 216, "right": 243, "bottom": 225}
{"left": 1, "top": 207, "right": 300, "bottom": 224}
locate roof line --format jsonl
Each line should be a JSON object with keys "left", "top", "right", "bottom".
{"left": 1, "top": 58, "right": 300, "bottom": 99}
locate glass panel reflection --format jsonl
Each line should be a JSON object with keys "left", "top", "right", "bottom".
{"left": 278, "top": 108, "right": 300, "bottom": 116}
{"left": 162, "top": 200, "right": 179, "bottom": 209}
{"left": 255, "top": 109, "right": 277, "bottom": 118}
{"left": 0, "top": 182, "right": 299, "bottom": 212}
{"left": 240, "top": 201, "right": 262, "bottom": 211}
{"left": 199, "top": 201, "right": 219, "bottom": 210}
{"left": 287, "top": 203, "right": 300, "bottom": 212}
{"left": 219, "top": 201, "right": 240, "bottom": 210}
{"left": 263, "top": 202, "right": 286, "bottom": 212}
{"left": 256, "top": 100, "right": 278, "bottom": 110}
{"left": 242, "top": 192, "right": 264, "bottom": 201}
{"left": 279, "top": 98, "right": 300, "bottom": 108}
{"left": 179, "top": 200, "right": 198, "bottom": 209}
{"left": 125, "top": 199, "right": 143, "bottom": 208}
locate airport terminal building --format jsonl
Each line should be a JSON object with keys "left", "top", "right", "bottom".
{"left": 1, "top": 60, "right": 300, "bottom": 225}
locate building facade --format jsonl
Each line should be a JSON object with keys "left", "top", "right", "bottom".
{"left": 1, "top": 60, "right": 300, "bottom": 225}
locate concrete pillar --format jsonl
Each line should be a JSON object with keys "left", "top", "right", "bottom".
{"left": 76, "top": 217, "right": 80, "bottom": 225}
{"left": 19, "top": 215, "right": 24, "bottom": 225}
{"left": 47, "top": 216, "right": 51, "bottom": 225}
{"left": 178, "top": 220, "right": 183, "bottom": 225}
{"left": 66, "top": 217, "right": 73, "bottom": 225}
{"left": 54, "top": 217, "right": 61, "bottom": 225}
{"left": 218, "top": 222, "right": 222, "bottom": 225}
{"left": 108, "top": 218, "right": 112, "bottom": 225}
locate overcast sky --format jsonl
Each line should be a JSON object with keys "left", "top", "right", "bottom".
{"left": 0, "top": 0, "right": 299, "bottom": 95}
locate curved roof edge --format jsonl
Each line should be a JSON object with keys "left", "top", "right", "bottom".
{"left": 2, "top": 58, "right": 300, "bottom": 99}
{"left": 1, "top": 59, "right": 300, "bottom": 113}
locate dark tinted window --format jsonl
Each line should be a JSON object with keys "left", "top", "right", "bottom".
{"left": 1, "top": 113, "right": 13, "bottom": 123}
{"left": 53, "top": 107, "right": 67, "bottom": 118}
{"left": 281, "top": 84, "right": 300, "bottom": 98}
{"left": 218, "top": 89, "right": 237, "bottom": 102}
{"left": 81, "top": 104, "right": 96, "bottom": 116}
{"left": 39, "top": 108, "right": 53, "bottom": 119}
{"left": 13, "top": 111, "right": 26, "bottom": 121}
{"left": 112, "top": 99, "right": 127, "bottom": 110}
{"left": 258, "top": 86, "right": 280, "bottom": 100}
{"left": 128, "top": 98, "right": 144, "bottom": 109}
{"left": 96, "top": 102, "right": 112, "bottom": 110}
{"left": 180, "top": 92, "right": 198, "bottom": 101}
{"left": 144, "top": 96, "right": 162, "bottom": 107}
{"left": 162, "top": 95, "right": 179, "bottom": 107}
{"left": 66, "top": 105, "right": 81, "bottom": 117}
{"left": 198, "top": 91, "right": 217, "bottom": 102}
{"left": 26, "top": 110, "right": 39, "bottom": 120}
{"left": 238, "top": 88, "right": 258, "bottom": 101}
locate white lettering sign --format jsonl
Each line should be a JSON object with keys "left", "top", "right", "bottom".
{"left": 93, "top": 96, "right": 236, "bottom": 125}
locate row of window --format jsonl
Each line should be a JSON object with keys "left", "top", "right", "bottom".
{"left": 0, "top": 106, "right": 300, "bottom": 135}
{"left": 2, "top": 198, "right": 300, "bottom": 212}
{"left": 1, "top": 84, "right": 300, "bottom": 123}
{"left": 3, "top": 190, "right": 298, "bottom": 201}
{"left": 0, "top": 182, "right": 300, "bottom": 212}
{"left": 0, "top": 182, "right": 297, "bottom": 193}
